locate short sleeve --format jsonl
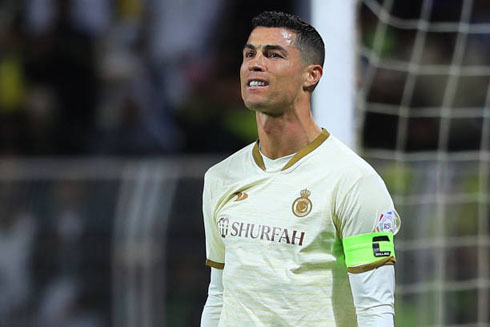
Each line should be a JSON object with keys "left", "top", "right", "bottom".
{"left": 335, "top": 173, "right": 401, "bottom": 240}
{"left": 203, "top": 172, "right": 225, "bottom": 269}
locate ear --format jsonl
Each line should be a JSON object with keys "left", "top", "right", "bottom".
{"left": 303, "top": 64, "right": 323, "bottom": 92}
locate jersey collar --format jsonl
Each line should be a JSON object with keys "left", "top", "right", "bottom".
{"left": 252, "top": 128, "right": 330, "bottom": 171}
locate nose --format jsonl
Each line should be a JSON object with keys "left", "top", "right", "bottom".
{"left": 248, "top": 53, "right": 265, "bottom": 72}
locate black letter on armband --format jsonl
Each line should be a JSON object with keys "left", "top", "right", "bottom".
{"left": 372, "top": 235, "right": 391, "bottom": 257}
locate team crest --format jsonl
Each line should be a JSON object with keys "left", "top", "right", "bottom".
{"left": 292, "top": 189, "right": 312, "bottom": 217}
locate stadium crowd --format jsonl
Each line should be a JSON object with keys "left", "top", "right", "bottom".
{"left": 0, "top": 0, "right": 296, "bottom": 158}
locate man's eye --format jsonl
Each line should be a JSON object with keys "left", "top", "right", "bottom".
{"left": 245, "top": 52, "right": 254, "bottom": 58}
{"left": 269, "top": 52, "right": 281, "bottom": 58}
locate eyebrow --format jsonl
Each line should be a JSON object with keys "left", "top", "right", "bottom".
{"left": 243, "top": 44, "right": 288, "bottom": 54}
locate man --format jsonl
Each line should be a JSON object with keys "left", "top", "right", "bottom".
{"left": 201, "top": 11, "right": 400, "bottom": 327}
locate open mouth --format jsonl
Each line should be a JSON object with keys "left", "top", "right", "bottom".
{"left": 248, "top": 80, "right": 269, "bottom": 87}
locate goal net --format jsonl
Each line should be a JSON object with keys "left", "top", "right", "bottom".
{"left": 357, "top": 0, "right": 489, "bottom": 326}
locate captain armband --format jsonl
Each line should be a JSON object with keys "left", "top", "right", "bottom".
{"left": 343, "top": 232, "right": 396, "bottom": 274}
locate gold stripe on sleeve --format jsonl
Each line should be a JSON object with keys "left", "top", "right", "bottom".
{"left": 206, "top": 259, "right": 225, "bottom": 269}
{"left": 347, "top": 256, "right": 396, "bottom": 274}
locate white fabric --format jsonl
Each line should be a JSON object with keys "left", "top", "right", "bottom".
{"left": 349, "top": 265, "right": 395, "bottom": 327}
{"left": 259, "top": 147, "right": 295, "bottom": 172}
{"left": 202, "top": 264, "right": 395, "bottom": 327}
{"left": 202, "top": 133, "right": 400, "bottom": 326}
{"left": 201, "top": 268, "right": 224, "bottom": 327}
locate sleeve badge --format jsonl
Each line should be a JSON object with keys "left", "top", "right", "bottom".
{"left": 376, "top": 210, "right": 398, "bottom": 233}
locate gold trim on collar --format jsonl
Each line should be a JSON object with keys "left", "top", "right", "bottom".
{"left": 252, "top": 129, "right": 330, "bottom": 171}
{"left": 282, "top": 129, "right": 329, "bottom": 170}
{"left": 252, "top": 142, "right": 266, "bottom": 170}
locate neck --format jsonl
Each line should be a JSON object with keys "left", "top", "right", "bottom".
{"left": 256, "top": 103, "right": 321, "bottom": 159}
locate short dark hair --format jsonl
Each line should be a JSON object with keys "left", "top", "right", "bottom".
{"left": 251, "top": 11, "right": 325, "bottom": 67}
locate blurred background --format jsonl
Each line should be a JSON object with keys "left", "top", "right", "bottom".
{"left": 0, "top": 0, "right": 488, "bottom": 326}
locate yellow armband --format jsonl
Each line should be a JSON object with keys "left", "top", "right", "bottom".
{"left": 343, "top": 232, "right": 396, "bottom": 273}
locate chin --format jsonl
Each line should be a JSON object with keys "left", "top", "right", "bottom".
{"left": 243, "top": 100, "right": 266, "bottom": 111}
{"left": 244, "top": 102, "right": 284, "bottom": 117}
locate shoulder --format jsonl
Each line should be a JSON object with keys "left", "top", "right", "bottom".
{"left": 319, "top": 135, "right": 380, "bottom": 182}
{"left": 204, "top": 142, "right": 256, "bottom": 186}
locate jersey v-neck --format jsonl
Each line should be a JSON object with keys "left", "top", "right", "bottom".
{"left": 252, "top": 129, "right": 330, "bottom": 172}
{"left": 259, "top": 149, "right": 295, "bottom": 172}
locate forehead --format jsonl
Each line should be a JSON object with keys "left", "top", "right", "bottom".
{"left": 246, "top": 26, "right": 297, "bottom": 48}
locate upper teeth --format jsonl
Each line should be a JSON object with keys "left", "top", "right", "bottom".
{"left": 249, "top": 80, "right": 266, "bottom": 87}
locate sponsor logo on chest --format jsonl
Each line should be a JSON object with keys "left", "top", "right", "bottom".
{"left": 217, "top": 188, "right": 317, "bottom": 246}
{"left": 217, "top": 217, "right": 306, "bottom": 246}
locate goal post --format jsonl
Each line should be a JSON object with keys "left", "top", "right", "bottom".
{"left": 312, "top": 0, "right": 489, "bottom": 326}
{"left": 311, "top": 0, "right": 357, "bottom": 150}
{"left": 354, "top": 0, "right": 490, "bottom": 326}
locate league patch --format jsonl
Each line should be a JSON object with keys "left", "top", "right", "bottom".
{"left": 376, "top": 210, "right": 397, "bottom": 233}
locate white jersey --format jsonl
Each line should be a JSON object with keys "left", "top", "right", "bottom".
{"left": 202, "top": 129, "right": 400, "bottom": 327}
